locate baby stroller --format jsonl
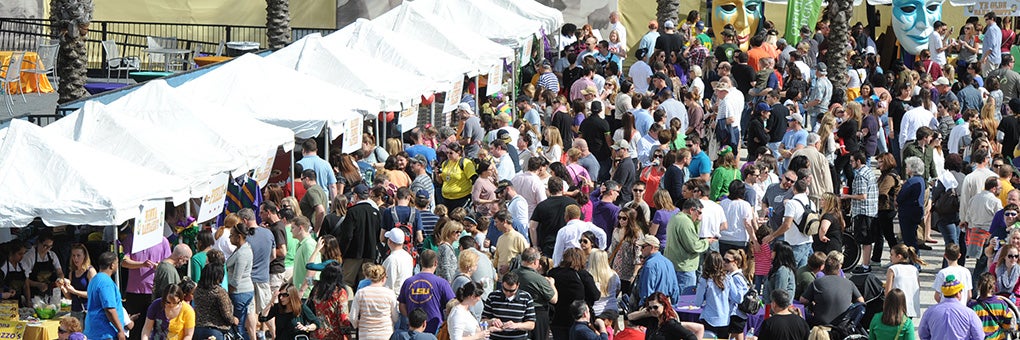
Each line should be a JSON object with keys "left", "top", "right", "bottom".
{"left": 827, "top": 303, "right": 869, "bottom": 340}
{"left": 849, "top": 273, "right": 886, "bottom": 330}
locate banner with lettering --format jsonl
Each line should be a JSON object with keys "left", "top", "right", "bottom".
{"left": 196, "top": 173, "right": 230, "bottom": 223}
{"left": 784, "top": 0, "right": 823, "bottom": 46}
{"left": 398, "top": 104, "right": 420, "bottom": 133}
{"left": 132, "top": 199, "right": 166, "bottom": 254}
{"left": 252, "top": 149, "right": 277, "bottom": 189}
{"left": 0, "top": 320, "right": 25, "bottom": 339}
{"left": 444, "top": 79, "right": 464, "bottom": 113}
{"left": 342, "top": 115, "right": 364, "bottom": 154}
{"left": 965, "top": 0, "right": 1020, "bottom": 16}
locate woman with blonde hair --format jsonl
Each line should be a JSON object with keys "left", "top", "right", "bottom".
{"left": 59, "top": 244, "right": 94, "bottom": 312}
{"left": 650, "top": 191, "right": 678, "bottom": 249}
{"left": 214, "top": 213, "right": 240, "bottom": 258}
{"left": 709, "top": 148, "right": 741, "bottom": 200}
{"left": 543, "top": 126, "right": 564, "bottom": 163}
{"left": 979, "top": 96, "right": 1001, "bottom": 154}
{"left": 814, "top": 193, "right": 845, "bottom": 254}
{"left": 361, "top": 133, "right": 389, "bottom": 168}
{"left": 436, "top": 221, "right": 464, "bottom": 281}
{"left": 817, "top": 114, "right": 839, "bottom": 164}
{"left": 350, "top": 264, "right": 398, "bottom": 340}
{"left": 587, "top": 249, "right": 620, "bottom": 315}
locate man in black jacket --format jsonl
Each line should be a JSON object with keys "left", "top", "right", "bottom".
{"left": 747, "top": 102, "right": 772, "bottom": 162}
{"left": 335, "top": 183, "right": 380, "bottom": 287}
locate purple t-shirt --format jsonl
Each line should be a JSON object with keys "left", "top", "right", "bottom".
{"left": 397, "top": 272, "right": 455, "bottom": 334}
{"left": 126, "top": 237, "right": 172, "bottom": 294}
{"left": 591, "top": 200, "right": 621, "bottom": 237}
{"left": 145, "top": 298, "right": 170, "bottom": 336}
{"left": 652, "top": 208, "right": 679, "bottom": 246}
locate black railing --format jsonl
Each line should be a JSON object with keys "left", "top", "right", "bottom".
{"left": 0, "top": 18, "right": 334, "bottom": 70}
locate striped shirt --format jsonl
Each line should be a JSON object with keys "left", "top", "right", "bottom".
{"left": 416, "top": 209, "right": 440, "bottom": 239}
{"left": 350, "top": 285, "right": 399, "bottom": 340}
{"left": 482, "top": 290, "right": 536, "bottom": 340}
{"left": 971, "top": 296, "right": 1015, "bottom": 340}
{"left": 753, "top": 242, "right": 772, "bottom": 276}
{"left": 538, "top": 72, "right": 560, "bottom": 93}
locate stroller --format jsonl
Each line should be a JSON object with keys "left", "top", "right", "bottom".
{"left": 816, "top": 274, "right": 885, "bottom": 340}
{"left": 849, "top": 273, "right": 887, "bottom": 330}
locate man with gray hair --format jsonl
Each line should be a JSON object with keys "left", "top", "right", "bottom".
{"left": 804, "top": 63, "right": 832, "bottom": 129}
{"left": 512, "top": 247, "right": 558, "bottom": 340}
{"left": 572, "top": 138, "right": 600, "bottom": 179}
{"left": 792, "top": 133, "right": 834, "bottom": 203}
{"left": 152, "top": 244, "right": 192, "bottom": 300}
{"left": 966, "top": 176, "right": 1003, "bottom": 256}
{"left": 899, "top": 157, "right": 930, "bottom": 249}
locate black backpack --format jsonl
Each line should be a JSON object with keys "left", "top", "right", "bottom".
{"left": 933, "top": 186, "right": 960, "bottom": 215}
{"left": 735, "top": 273, "right": 762, "bottom": 315}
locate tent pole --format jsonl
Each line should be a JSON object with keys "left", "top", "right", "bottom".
{"left": 324, "top": 126, "right": 332, "bottom": 209}
{"left": 290, "top": 150, "right": 295, "bottom": 195}
{"left": 431, "top": 98, "right": 436, "bottom": 126}
{"left": 380, "top": 112, "right": 386, "bottom": 148}
{"left": 473, "top": 75, "right": 479, "bottom": 116}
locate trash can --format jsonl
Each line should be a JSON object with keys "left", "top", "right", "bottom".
{"left": 226, "top": 41, "right": 260, "bottom": 57}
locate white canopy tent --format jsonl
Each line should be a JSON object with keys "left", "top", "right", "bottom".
{"left": 410, "top": 0, "right": 542, "bottom": 48}
{"left": 46, "top": 100, "right": 252, "bottom": 201}
{"left": 328, "top": 19, "right": 476, "bottom": 84}
{"left": 487, "top": 0, "right": 563, "bottom": 35}
{"left": 266, "top": 34, "right": 437, "bottom": 112}
{"left": 373, "top": 3, "right": 514, "bottom": 72}
{"left": 0, "top": 120, "right": 189, "bottom": 228}
{"left": 103, "top": 80, "right": 297, "bottom": 170}
{"left": 176, "top": 54, "right": 373, "bottom": 142}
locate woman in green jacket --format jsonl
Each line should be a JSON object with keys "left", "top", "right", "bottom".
{"left": 869, "top": 288, "right": 915, "bottom": 340}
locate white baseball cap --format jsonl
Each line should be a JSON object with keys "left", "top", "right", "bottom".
{"left": 384, "top": 228, "right": 405, "bottom": 244}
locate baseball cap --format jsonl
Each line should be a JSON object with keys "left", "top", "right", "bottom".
{"left": 664, "top": 20, "right": 676, "bottom": 29}
{"left": 652, "top": 72, "right": 669, "bottom": 81}
{"left": 409, "top": 154, "right": 427, "bottom": 164}
{"left": 353, "top": 183, "right": 370, "bottom": 196}
{"left": 817, "top": 63, "right": 828, "bottom": 75}
{"left": 636, "top": 234, "right": 660, "bottom": 248}
{"left": 934, "top": 77, "right": 950, "bottom": 86}
{"left": 610, "top": 139, "right": 631, "bottom": 151}
{"left": 787, "top": 112, "right": 805, "bottom": 125}
{"left": 496, "top": 179, "right": 512, "bottom": 194}
{"left": 415, "top": 189, "right": 430, "bottom": 200}
{"left": 497, "top": 129, "right": 512, "bottom": 143}
{"left": 800, "top": 25, "right": 812, "bottom": 34}
{"left": 384, "top": 228, "right": 405, "bottom": 244}
{"left": 457, "top": 102, "right": 474, "bottom": 115}
{"left": 695, "top": 21, "right": 705, "bottom": 31}
{"left": 756, "top": 102, "right": 772, "bottom": 112}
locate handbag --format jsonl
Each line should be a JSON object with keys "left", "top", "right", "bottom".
{"left": 222, "top": 326, "right": 243, "bottom": 340}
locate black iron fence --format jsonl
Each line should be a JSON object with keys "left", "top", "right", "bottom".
{"left": 0, "top": 17, "right": 334, "bottom": 70}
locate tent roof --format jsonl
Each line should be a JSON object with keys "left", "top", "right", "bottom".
{"left": 46, "top": 100, "right": 251, "bottom": 201}
{"left": 329, "top": 19, "right": 477, "bottom": 82}
{"left": 373, "top": 3, "right": 513, "bottom": 71}
{"left": 410, "top": 0, "right": 542, "bottom": 47}
{"left": 266, "top": 34, "right": 437, "bottom": 111}
{"left": 487, "top": 0, "right": 563, "bottom": 35}
{"left": 0, "top": 120, "right": 188, "bottom": 228}
{"left": 175, "top": 54, "right": 370, "bottom": 140}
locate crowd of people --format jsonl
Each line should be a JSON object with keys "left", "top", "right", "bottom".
{"left": 9, "top": 7, "right": 1020, "bottom": 340}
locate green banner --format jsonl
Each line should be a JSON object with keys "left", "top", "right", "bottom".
{"left": 784, "top": 0, "right": 823, "bottom": 46}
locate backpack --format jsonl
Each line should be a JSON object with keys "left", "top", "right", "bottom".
{"left": 735, "top": 273, "right": 762, "bottom": 315}
{"left": 933, "top": 186, "right": 960, "bottom": 215}
{"left": 795, "top": 198, "right": 822, "bottom": 236}
{"left": 386, "top": 208, "right": 419, "bottom": 267}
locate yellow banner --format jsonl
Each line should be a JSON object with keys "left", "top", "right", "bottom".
{"left": 0, "top": 320, "right": 25, "bottom": 339}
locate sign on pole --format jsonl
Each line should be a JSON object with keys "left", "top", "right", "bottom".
{"left": 253, "top": 149, "right": 277, "bottom": 188}
{"left": 342, "top": 115, "right": 364, "bottom": 153}
{"left": 132, "top": 199, "right": 165, "bottom": 254}
{"left": 196, "top": 173, "right": 230, "bottom": 223}
{"left": 444, "top": 79, "right": 465, "bottom": 113}
{"left": 398, "top": 103, "right": 420, "bottom": 133}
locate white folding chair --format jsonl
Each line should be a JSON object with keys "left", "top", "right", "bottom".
{"left": 22, "top": 43, "right": 59, "bottom": 95}
{"left": 146, "top": 36, "right": 177, "bottom": 70}
{"left": 215, "top": 40, "right": 226, "bottom": 56}
{"left": 0, "top": 52, "right": 27, "bottom": 116}
{"left": 101, "top": 40, "right": 140, "bottom": 82}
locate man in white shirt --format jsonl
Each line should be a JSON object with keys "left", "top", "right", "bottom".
{"left": 683, "top": 179, "right": 727, "bottom": 250}
{"left": 628, "top": 49, "right": 653, "bottom": 93}
{"left": 498, "top": 180, "right": 530, "bottom": 240}
{"left": 491, "top": 140, "right": 516, "bottom": 182}
{"left": 762, "top": 178, "right": 815, "bottom": 267}
{"left": 512, "top": 157, "right": 549, "bottom": 218}
{"left": 898, "top": 96, "right": 939, "bottom": 149}
{"left": 960, "top": 149, "right": 997, "bottom": 234}
{"left": 657, "top": 89, "right": 688, "bottom": 131}
{"left": 948, "top": 110, "right": 974, "bottom": 154}
{"left": 382, "top": 229, "right": 413, "bottom": 293}
{"left": 928, "top": 21, "right": 951, "bottom": 66}
{"left": 715, "top": 79, "right": 745, "bottom": 151}
{"left": 551, "top": 205, "right": 607, "bottom": 266}
{"left": 606, "top": 11, "right": 627, "bottom": 46}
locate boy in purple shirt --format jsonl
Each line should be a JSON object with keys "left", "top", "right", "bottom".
{"left": 398, "top": 250, "right": 455, "bottom": 334}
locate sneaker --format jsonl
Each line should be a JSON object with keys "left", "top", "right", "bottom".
{"left": 917, "top": 244, "right": 933, "bottom": 251}
{"left": 852, "top": 265, "right": 871, "bottom": 274}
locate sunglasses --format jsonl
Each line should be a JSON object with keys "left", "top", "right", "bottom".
{"left": 724, "top": 258, "right": 735, "bottom": 263}
{"left": 618, "top": 216, "right": 629, "bottom": 221}
{"left": 783, "top": 177, "right": 797, "bottom": 183}
{"left": 580, "top": 239, "right": 591, "bottom": 244}
{"left": 279, "top": 292, "right": 290, "bottom": 297}
{"left": 1007, "top": 212, "right": 1018, "bottom": 217}
{"left": 633, "top": 189, "right": 645, "bottom": 192}
{"left": 1010, "top": 254, "right": 1020, "bottom": 259}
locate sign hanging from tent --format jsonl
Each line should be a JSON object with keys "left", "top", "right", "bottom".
{"left": 444, "top": 79, "right": 464, "bottom": 113}
{"left": 342, "top": 115, "right": 364, "bottom": 153}
{"left": 253, "top": 149, "right": 277, "bottom": 188}
{"left": 398, "top": 104, "right": 420, "bottom": 133}
{"left": 197, "top": 173, "right": 230, "bottom": 223}
{"left": 488, "top": 62, "right": 504, "bottom": 95}
{"left": 132, "top": 199, "right": 166, "bottom": 254}
{"left": 965, "top": 0, "right": 1020, "bottom": 16}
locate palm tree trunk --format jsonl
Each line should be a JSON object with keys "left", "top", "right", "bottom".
{"left": 50, "top": 0, "right": 92, "bottom": 104}
{"left": 266, "top": 0, "right": 292, "bottom": 50}
{"left": 826, "top": 0, "right": 852, "bottom": 92}
{"left": 656, "top": 0, "right": 679, "bottom": 34}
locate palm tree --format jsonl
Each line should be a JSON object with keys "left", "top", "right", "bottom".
{"left": 825, "top": 0, "right": 852, "bottom": 91}
{"left": 49, "top": 0, "right": 92, "bottom": 104}
{"left": 656, "top": 0, "right": 679, "bottom": 33}
{"left": 266, "top": 0, "right": 292, "bottom": 50}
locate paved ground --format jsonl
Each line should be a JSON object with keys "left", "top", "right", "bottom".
{"left": 2, "top": 77, "right": 135, "bottom": 125}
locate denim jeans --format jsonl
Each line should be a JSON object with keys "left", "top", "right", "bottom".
{"left": 791, "top": 243, "right": 813, "bottom": 268}
{"left": 677, "top": 271, "right": 697, "bottom": 294}
{"left": 230, "top": 291, "right": 254, "bottom": 340}
{"left": 938, "top": 223, "right": 967, "bottom": 267}
{"left": 194, "top": 327, "right": 225, "bottom": 340}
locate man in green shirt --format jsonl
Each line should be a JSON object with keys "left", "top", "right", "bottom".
{"left": 664, "top": 199, "right": 715, "bottom": 293}
{"left": 795, "top": 252, "right": 826, "bottom": 298}
{"left": 299, "top": 169, "right": 328, "bottom": 230}
{"left": 512, "top": 247, "right": 558, "bottom": 340}
{"left": 290, "top": 216, "right": 318, "bottom": 298}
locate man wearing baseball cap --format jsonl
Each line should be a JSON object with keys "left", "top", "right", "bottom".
{"left": 634, "top": 231, "right": 681, "bottom": 303}
{"left": 779, "top": 111, "right": 808, "bottom": 170}
{"left": 408, "top": 155, "right": 434, "bottom": 211}
{"left": 338, "top": 183, "right": 381, "bottom": 286}
{"left": 805, "top": 63, "right": 832, "bottom": 129}
{"left": 382, "top": 228, "right": 413, "bottom": 293}
{"left": 933, "top": 77, "right": 958, "bottom": 105}
{"left": 610, "top": 140, "right": 637, "bottom": 204}
{"left": 747, "top": 102, "right": 772, "bottom": 162}
{"left": 638, "top": 20, "right": 660, "bottom": 54}
{"left": 654, "top": 19, "right": 683, "bottom": 61}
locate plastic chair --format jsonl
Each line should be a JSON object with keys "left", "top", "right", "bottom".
{"left": 146, "top": 36, "right": 177, "bottom": 70}
{"left": 101, "top": 40, "right": 140, "bottom": 82}
{"left": 0, "top": 52, "right": 27, "bottom": 116}
{"left": 215, "top": 40, "right": 226, "bottom": 56}
{"left": 22, "top": 43, "right": 59, "bottom": 94}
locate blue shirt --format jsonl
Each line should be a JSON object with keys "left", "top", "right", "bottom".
{"left": 782, "top": 129, "right": 808, "bottom": 150}
{"left": 524, "top": 109, "right": 542, "bottom": 132}
{"left": 694, "top": 275, "right": 737, "bottom": 327}
{"left": 248, "top": 227, "right": 276, "bottom": 283}
{"left": 918, "top": 297, "right": 984, "bottom": 340}
{"left": 688, "top": 151, "right": 712, "bottom": 179}
{"left": 636, "top": 252, "right": 681, "bottom": 304}
{"left": 985, "top": 23, "right": 1003, "bottom": 64}
{"left": 405, "top": 144, "right": 437, "bottom": 173}
{"left": 296, "top": 154, "right": 337, "bottom": 193}
{"left": 633, "top": 108, "right": 653, "bottom": 136}
{"left": 897, "top": 175, "right": 927, "bottom": 223}
{"left": 85, "top": 272, "right": 125, "bottom": 340}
